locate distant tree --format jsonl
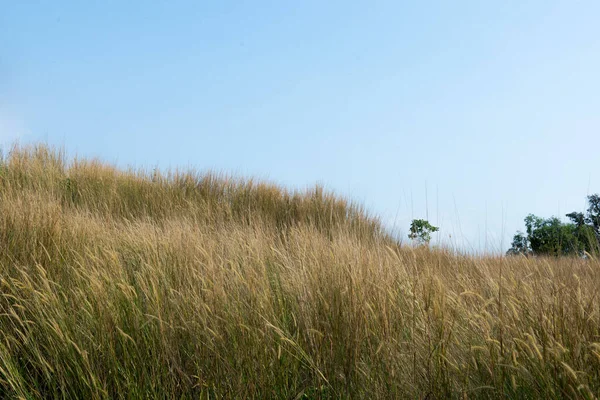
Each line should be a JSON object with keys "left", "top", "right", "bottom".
{"left": 507, "top": 194, "right": 600, "bottom": 257}
{"left": 565, "top": 211, "right": 586, "bottom": 227}
{"left": 408, "top": 219, "right": 438, "bottom": 245}
{"left": 532, "top": 214, "right": 590, "bottom": 256}
{"left": 586, "top": 194, "right": 600, "bottom": 236}
{"left": 566, "top": 210, "right": 598, "bottom": 254}
{"left": 506, "top": 231, "right": 530, "bottom": 256}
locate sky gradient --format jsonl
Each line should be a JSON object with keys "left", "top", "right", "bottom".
{"left": 2, "top": 1, "right": 599, "bottom": 253}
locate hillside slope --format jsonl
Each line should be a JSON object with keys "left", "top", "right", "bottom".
{"left": 1, "top": 145, "right": 599, "bottom": 399}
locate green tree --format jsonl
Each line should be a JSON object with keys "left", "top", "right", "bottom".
{"left": 525, "top": 215, "right": 583, "bottom": 256}
{"left": 586, "top": 194, "right": 600, "bottom": 236}
{"left": 506, "top": 231, "right": 530, "bottom": 256}
{"left": 408, "top": 219, "right": 439, "bottom": 245}
{"left": 566, "top": 210, "right": 598, "bottom": 254}
{"left": 507, "top": 194, "right": 600, "bottom": 257}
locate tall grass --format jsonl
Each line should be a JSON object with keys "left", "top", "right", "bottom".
{"left": 0, "top": 144, "right": 599, "bottom": 399}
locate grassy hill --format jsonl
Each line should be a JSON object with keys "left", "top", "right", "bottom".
{"left": 1, "top": 144, "right": 599, "bottom": 399}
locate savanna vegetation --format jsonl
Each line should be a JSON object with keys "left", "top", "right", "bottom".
{"left": 1, "top": 144, "right": 600, "bottom": 399}
{"left": 507, "top": 196, "right": 600, "bottom": 257}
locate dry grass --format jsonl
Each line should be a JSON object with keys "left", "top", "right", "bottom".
{"left": 0, "top": 144, "right": 599, "bottom": 399}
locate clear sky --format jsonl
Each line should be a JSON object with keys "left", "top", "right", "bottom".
{"left": 2, "top": 1, "right": 599, "bottom": 253}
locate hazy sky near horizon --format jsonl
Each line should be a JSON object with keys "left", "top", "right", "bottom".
{"left": 2, "top": 1, "right": 599, "bottom": 252}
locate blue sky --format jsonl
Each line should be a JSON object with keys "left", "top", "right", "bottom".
{"left": 2, "top": 1, "right": 599, "bottom": 252}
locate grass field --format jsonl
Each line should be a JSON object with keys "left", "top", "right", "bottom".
{"left": 1, "top": 144, "right": 599, "bottom": 399}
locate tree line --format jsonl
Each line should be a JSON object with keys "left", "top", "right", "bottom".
{"left": 507, "top": 194, "right": 600, "bottom": 257}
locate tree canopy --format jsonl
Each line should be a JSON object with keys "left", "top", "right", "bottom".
{"left": 408, "top": 219, "right": 439, "bottom": 245}
{"left": 507, "top": 194, "right": 600, "bottom": 257}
